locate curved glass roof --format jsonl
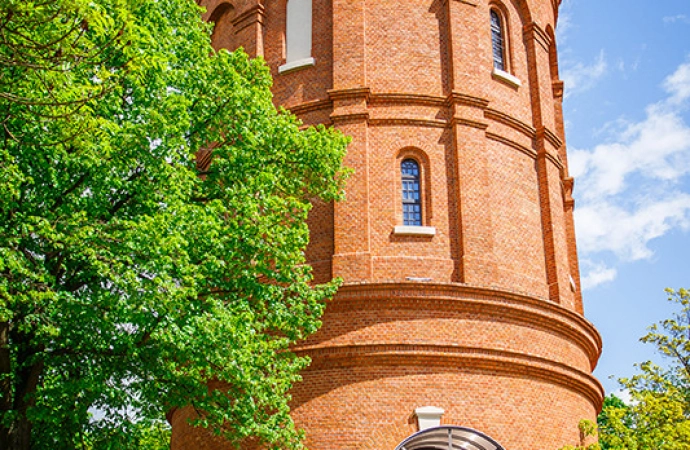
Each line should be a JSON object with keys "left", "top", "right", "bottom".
{"left": 394, "top": 426, "right": 505, "bottom": 450}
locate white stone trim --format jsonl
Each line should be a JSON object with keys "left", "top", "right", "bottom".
{"left": 393, "top": 226, "right": 436, "bottom": 236}
{"left": 279, "top": 57, "right": 316, "bottom": 74}
{"left": 492, "top": 68, "right": 522, "bottom": 88}
{"left": 415, "top": 406, "right": 445, "bottom": 431}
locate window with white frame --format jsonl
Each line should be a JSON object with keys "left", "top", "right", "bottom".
{"left": 281, "top": 0, "right": 314, "bottom": 72}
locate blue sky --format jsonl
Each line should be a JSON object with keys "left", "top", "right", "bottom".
{"left": 557, "top": 0, "right": 690, "bottom": 395}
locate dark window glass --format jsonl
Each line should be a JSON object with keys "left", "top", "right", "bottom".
{"left": 491, "top": 10, "right": 505, "bottom": 71}
{"left": 401, "top": 159, "right": 422, "bottom": 226}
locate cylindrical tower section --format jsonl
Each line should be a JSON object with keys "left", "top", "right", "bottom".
{"left": 171, "top": 0, "right": 603, "bottom": 448}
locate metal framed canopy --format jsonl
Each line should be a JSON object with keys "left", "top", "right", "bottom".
{"left": 394, "top": 426, "right": 506, "bottom": 450}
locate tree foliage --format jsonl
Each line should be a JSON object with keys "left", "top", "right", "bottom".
{"left": 0, "top": 0, "right": 349, "bottom": 448}
{"left": 559, "top": 419, "right": 601, "bottom": 450}
{"left": 562, "top": 289, "right": 690, "bottom": 450}
{"left": 596, "top": 288, "right": 690, "bottom": 449}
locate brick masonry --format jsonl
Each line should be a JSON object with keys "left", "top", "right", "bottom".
{"left": 170, "top": 0, "right": 604, "bottom": 448}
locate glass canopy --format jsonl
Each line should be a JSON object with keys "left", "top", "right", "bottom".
{"left": 395, "top": 426, "right": 505, "bottom": 450}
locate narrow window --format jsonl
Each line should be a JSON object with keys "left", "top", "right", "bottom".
{"left": 490, "top": 10, "right": 506, "bottom": 71}
{"left": 209, "top": 3, "right": 235, "bottom": 51}
{"left": 401, "top": 159, "right": 422, "bottom": 226}
{"left": 286, "top": 0, "right": 312, "bottom": 64}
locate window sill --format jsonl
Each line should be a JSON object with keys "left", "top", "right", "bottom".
{"left": 492, "top": 68, "right": 522, "bottom": 88}
{"left": 279, "top": 57, "right": 316, "bottom": 74}
{"left": 393, "top": 226, "right": 436, "bottom": 236}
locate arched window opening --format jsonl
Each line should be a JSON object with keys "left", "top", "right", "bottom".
{"left": 490, "top": 9, "right": 506, "bottom": 71}
{"left": 209, "top": 3, "right": 235, "bottom": 51}
{"left": 286, "top": 0, "right": 313, "bottom": 64}
{"left": 401, "top": 159, "right": 422, "bottom": 226}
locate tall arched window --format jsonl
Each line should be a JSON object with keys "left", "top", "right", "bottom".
{"left": 209, "top": 3, "right": 235, "bottom": 51}
{"left": 401, "top": 159, "right": 422, "bottom": 226}
{"left": 490, "top": 10, "right": 506, "bottom": 71}
{"left": 281, "top": 0, "right": 313, "bottom": 72}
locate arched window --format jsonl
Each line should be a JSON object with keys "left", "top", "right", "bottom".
{"left": 209, "top": 3, "right": 235, "bottom": 51}
{"left": 490, "top": 9, "right": 506, "bottom": 71}
{"left": 283, "top": 0, "right": 313, "bottom": 69}
{"left": 401, "top": 159, "right": 422, "bottom": 226}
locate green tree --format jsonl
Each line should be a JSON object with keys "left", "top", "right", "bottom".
{"left": 563, "top": 289, "right": 690, "bottom": 450}
{"left": 595, "top": 288, "right": 690, "bottom": 449}
{"left": 559, "top": 419, "right": 601, "bottom": 450}
{"left": 596, "top": 394, "right": 629, "bottom": 450}
{"left": 0, "top": 1, "right": 348, "bottom": 449}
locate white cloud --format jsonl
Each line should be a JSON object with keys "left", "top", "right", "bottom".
{"left": 576, "top": 195, "right": 690, "bottom": 261}
{"left": 562, "top": 50, "right": 608, "bottom": 98}
{"left": 556, "top": 0, "right": 576, "bottom": 43}
{"left": 571, "top": 107, "right": 690, "bottom": 200}
{"left": 573, "top": 59, "right": 690, "bottom": 285}
{"left": 580, "top": 260, "right": 617, "bottom": 290}
{"left": 664, "top": 61, "right": 690, "bottom": 104}
{"left": 663, "top": 14, "right": 690, "bottom": 24}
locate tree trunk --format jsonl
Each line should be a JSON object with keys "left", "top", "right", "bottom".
{"left": 1, "top": 324, "right": 43, "bottom": 450}
{"left": 0, "top": 418, "right": 32, "bottom": 450}
{"left": 0, "top": 321, "right": 12, "bottom": 450}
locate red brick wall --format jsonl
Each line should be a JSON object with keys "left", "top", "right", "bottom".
{"left": 172, "top": 0, "right": 603, "bottom": 448}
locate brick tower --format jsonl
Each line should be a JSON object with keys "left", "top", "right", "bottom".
{"left": 171, "top": 0, "right": 604, "bottom": 448}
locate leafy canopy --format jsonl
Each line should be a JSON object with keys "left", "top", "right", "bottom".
{"left": 596, "top": 288, "right": 690, "bottom": 450}
{"left": 561, "top": 289, "right": 690, "bottom": 450}
{"left": 0, "top": 0, "right": 349, "bottom": 448}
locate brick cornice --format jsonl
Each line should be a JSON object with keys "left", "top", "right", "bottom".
{"left": 484, "top": 107, "right": 536, "bottom": 139}
{"left": 486, "top": 132, "right": 536, "bottom": 159}
{"left": 287, "top": 98, "right": 332, "bottom": 115}
{"left": 295, "top": 343, "right": 604, "bottom": 411}
{"left": 369, "top": 118, "right": 448, "bottom": 128}
{"left": 450, "top": 117, "right": 489, "bottom": 130}
{"left": 369, "top": 92, "right": 447, "bottom": 107}
{"left": 330, "top": 112, "right": 370, "bottom": 124}
{"left": 328, "top": 87, "right": 371, "bottom": 101}
{"left": 540, "top": 125, "right": 564, "bottom": 149}
{"left": 446, "top": 92, "right": 490, "bottom": 109}
{"left": 320, "top": 282, "right": 602, "bottom": 368}
{"left": 536, "top": 127, "right": 565, "bottom": 169}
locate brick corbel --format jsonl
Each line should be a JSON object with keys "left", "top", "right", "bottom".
{"left": 523, "top": 22, "right": 551, "bottom": 52}
{"left": 552, "top": 79, "right": 565, "bottom": 100}
{"left": 563, "top": 177, "right": 575, "bottom": 209}
{"left": 231, "top": 3, "right": 265, "bottom": 32}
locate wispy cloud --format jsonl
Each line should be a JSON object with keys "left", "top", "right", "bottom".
{"left": 562, "top": 50, "right": 608, "bottom": 98}
{"left": 574, "top": 60, "right": 690, "bottom": 288}
{"left": 556, "top": 0, "right": 576, "bottom": 43}
{"left": 580, "top": 260, "right": 617, "bottom": 290}
{"left": 576, "top": 195, "right": 690, "bottom": 261}
{"left": 663, "top": 14, "right": 690, "bottom": 25}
